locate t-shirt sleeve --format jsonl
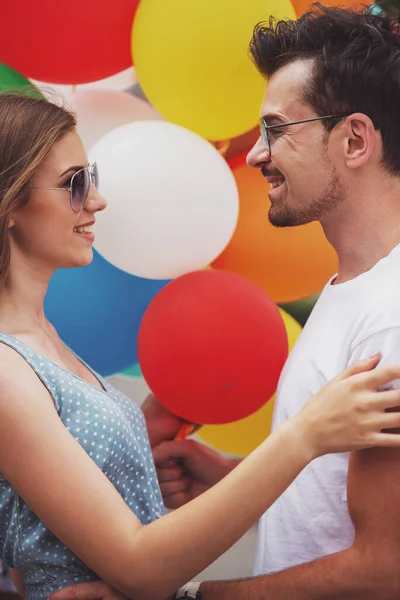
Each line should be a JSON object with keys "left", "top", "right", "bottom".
{"left": 348, "top": 326, "right": 400, "bottom": 390}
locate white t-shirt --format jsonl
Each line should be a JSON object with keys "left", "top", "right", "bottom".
{"left": 253, "top": 243, "right": 400, "bottom": 576}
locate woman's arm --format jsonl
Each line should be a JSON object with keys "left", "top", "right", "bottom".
{"left": 1, "top": 346, "right": 400, "bottom": 600}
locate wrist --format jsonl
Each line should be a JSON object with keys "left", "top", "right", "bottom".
{"left": 174, "top": 581, "right": 202, "bottom": 599}
{"left": 280, "top": 415, "right": 317, "bottom": 465}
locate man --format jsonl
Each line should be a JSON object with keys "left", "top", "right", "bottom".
{"left": 49, "top": 3, "right": 400, "bottom": 599}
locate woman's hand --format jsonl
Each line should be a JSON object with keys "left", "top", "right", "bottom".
{"left": 297, "top": 353, "right": 400, "bottom": 458}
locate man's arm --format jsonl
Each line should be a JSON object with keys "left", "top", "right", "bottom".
{"left": 201, "top": 444, "right": 400, "bottom": 600}
{"left": 201, "top": 329, "right": 400, "bottom": 600}
{"left": 46, "top": 434, "right": 400, "bottom": 600}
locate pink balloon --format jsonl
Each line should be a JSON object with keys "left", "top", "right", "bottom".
{"left": 61, "top": 89, "right": 163, "bottom": 149}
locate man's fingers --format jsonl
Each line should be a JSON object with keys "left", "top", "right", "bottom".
{"left": 153, "top": 455, "right": 179, "bottom": 468}
{"left": 49, "top": 582, "right": 116, "bottom": 600}
{"left": 163, "top": 490, "right": 191, "bottom": 510}
{"left": 160, "top": 478, "right": 189, "bottom": 497}
{"left": 153, "top": 440, "right": 195, "bottom": 465}
{"left": 156, "top": 465, "right": 184, "bottom": 483}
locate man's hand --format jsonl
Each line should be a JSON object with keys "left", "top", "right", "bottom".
{"left": 49, "top": 581, "right": 173, "bottom": 600}
{"left": 48, "top": 581, "right": 128, "bottom": 600}
{"left": 141, "top": 393, "right": 187, "bottom": 448}
{"left": 142, "top": 394, "right": 238, "bottom": 508}
{"left": 154, "top": 439, "right": 239, "bottom": 509}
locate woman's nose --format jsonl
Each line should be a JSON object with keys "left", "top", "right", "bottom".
{"left": 86, "top": 185, "right": 107, "bottom": 213}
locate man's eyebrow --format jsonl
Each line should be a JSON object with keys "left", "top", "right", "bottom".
{"left": 260, "top": 113, "right": 285, "bottom": 125}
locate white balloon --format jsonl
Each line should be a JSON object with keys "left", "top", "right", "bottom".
{"left": 61, "top": 89, "right": 163, "bottom": 149}
{"left": 89, "top": 121, "right": 239, "bottom": 279}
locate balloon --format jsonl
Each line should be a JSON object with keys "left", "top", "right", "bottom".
{"left": 368, "top": 3, "right": 384, "bottom": 16}
{"left": 138, "top": 269, "right": 288, "bottom": 425}
{"left": 198, "top": 308, "right": 302, "bottom": 456}
{"left": 0, "top": 1, "right": 140, "bottom": 84}
{"left": 223, "top": 127, "right": 259, "bottom": 166}
{"left": 122, "top": 363, "right": 142, "bottom": 378}
{"left": 292, "top": 0, "right": 371, "bottom": 16}
{"left": 0, "top": 62, "right": 43, "bottom": 97}
{"left": 61, "top": 89, "right": 163, "bottom": 150}
{"left": 45, "top": 250, "right": 169, "bottom": 377}
{"left": 119, "top": 265, "right": 213, "bottom": 378}
{"left": 132, "top": 0, "right": 296, "bottom": 141}
{"left": 89, "top": 121, "right": 239, "bottom": 279}
{"left": 280, "top": 292, "right": 320, "bottom": 327}
{"left": 212, "top": 159, "right": 338, "bottom": 303}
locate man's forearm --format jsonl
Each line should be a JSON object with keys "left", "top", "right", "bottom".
{"left": 200, "top": 544, "right": 400, "bottom": 600}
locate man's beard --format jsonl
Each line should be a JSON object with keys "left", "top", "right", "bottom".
{"left": 268, "top": 167, "right": 345, "bottom": 228}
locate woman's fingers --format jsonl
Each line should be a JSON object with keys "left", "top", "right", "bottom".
{"left": 363, "top": 364, "right": 400, "bottom": 389}
{"left": 366, "top": 432, "right": 400, "bottom": 448}
{"left": 341, "top": 361, "right": 400, "bottom": 392}
{"left": 371, "top": 388, "right": 400, "bottom": 411}
{"left": 338, "top": 354, "right": 381, "bottom": 380}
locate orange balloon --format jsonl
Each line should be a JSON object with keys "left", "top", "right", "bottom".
{"left": 292, "top": 0, "right": 371, "bottom": 18}
{"left": 212, "top": 160, "right": 337, "bottom": 304}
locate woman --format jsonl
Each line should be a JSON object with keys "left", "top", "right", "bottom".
{"left": 0, "top": 93, "right": 400, "bottom": 600}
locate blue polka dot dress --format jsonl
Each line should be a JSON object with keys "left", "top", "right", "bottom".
{"left": 0, "top": 332, "right": 165, "bottom": 600}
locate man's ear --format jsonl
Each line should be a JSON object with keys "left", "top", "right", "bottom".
{"left": 343, "top": 113, "right": 376, "bottom": 169}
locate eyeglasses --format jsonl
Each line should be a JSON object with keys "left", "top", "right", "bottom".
{"left": 31, "top": 162, "right": 99, "bottom": 212}
{"left": 260, "top": 114, "right": 351, "bottom": 156}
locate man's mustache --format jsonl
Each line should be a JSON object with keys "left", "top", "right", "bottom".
{"left": 261, "top": 166, "right": 284, "bottom": 178}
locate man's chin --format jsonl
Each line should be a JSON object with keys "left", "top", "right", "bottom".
{"left": 268, "top": 207, "right": 295, "bottom": 228}
{"left": 268, "top": 204, "right": 314, "bottom": 228}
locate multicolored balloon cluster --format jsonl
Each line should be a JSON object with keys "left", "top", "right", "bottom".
{"left": 0, "top": 0, "right": 372, "bottom": 453}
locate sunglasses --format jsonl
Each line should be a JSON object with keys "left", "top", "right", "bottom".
{"left": 31, "top": 162, "right": 99, "bottom": 213}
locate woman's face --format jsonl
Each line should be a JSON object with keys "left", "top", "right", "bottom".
{"left": 9, "top": 129, "right": 107, "bottom": 273}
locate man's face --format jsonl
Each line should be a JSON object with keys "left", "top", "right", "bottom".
{"left": 247, "top": 59, "right": 346, "bottom": 228}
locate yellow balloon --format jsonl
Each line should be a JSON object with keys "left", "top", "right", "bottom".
{"left": 198, "top": 308, "right": 302, "bottom": 456}
{"left": 132, "top": 0, "right": 296, "bottom": 141}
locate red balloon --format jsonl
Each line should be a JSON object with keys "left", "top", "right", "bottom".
{"left": 138, "top": 269, "right": 288, "bottom": 425}
{"left": 0, "top": 0, "right": 140, "bottom": 85}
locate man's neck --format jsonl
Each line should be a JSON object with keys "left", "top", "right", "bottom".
{"left": 322, "top": 192, "right": 400, "bottom": 284}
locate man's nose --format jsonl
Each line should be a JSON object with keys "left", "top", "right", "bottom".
{"left": 246, "top": 135, "right": 270, "bottom": 168}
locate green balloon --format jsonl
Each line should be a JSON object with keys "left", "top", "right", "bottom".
{"left": 279, "top": 292, "right": 320, "bottom": 328}
{"left": 121, "top": 363, "right": 142, "bottom": 378}
{"left": 0, "top": 63, "right": 43, "bottom": 98}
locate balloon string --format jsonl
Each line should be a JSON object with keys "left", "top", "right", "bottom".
{"left": 71, "top": 85, "right": 77, "bottom": 93}
{"left": 214, "top": 139, "right": 231, "bottom": 157}
{"left": 175, "top": 422, "right": 197, "bottom": 440}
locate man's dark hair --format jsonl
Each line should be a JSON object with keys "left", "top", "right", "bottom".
{"left": 250, "top": 3, "right": 400, "bottom": 174}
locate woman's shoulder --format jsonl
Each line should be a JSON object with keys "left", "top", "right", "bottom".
{"left": 0, "top": 341, "right": 53, "bottom": 409}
